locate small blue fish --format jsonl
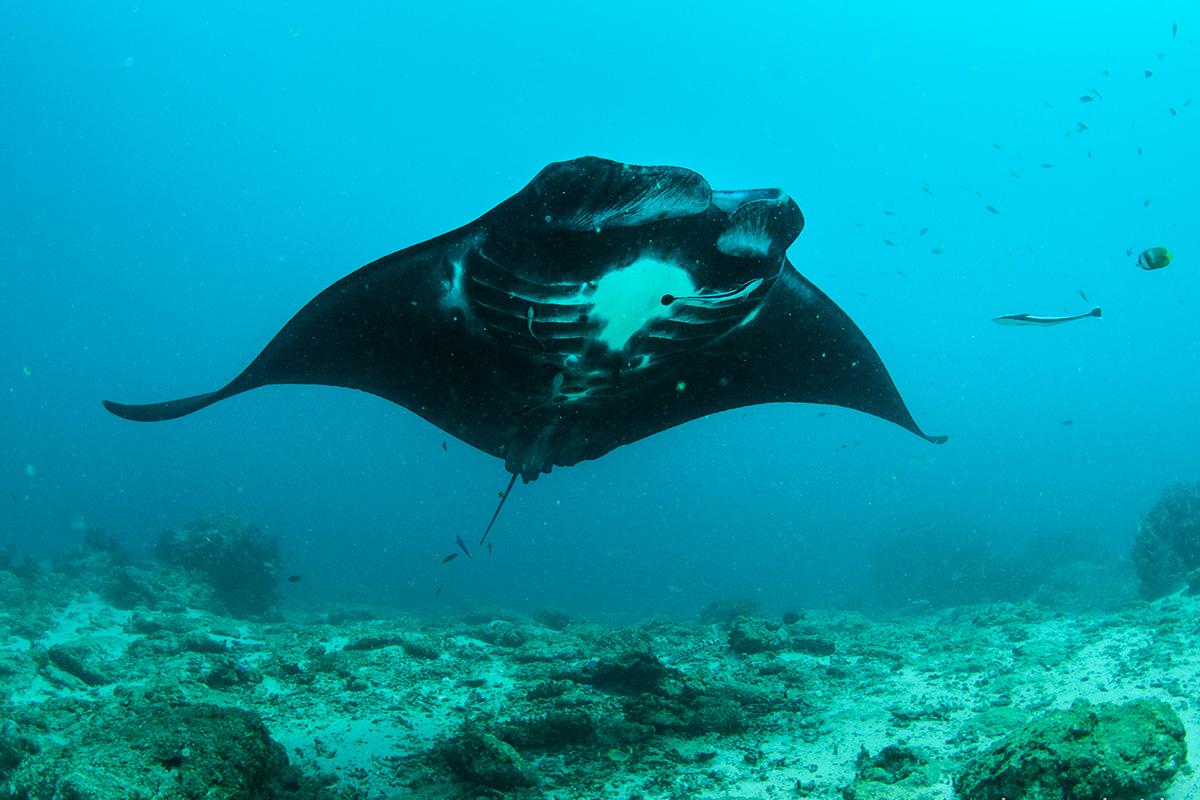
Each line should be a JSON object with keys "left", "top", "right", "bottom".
{"left": 456, "top": 535, "right": 473, "bottom": 559}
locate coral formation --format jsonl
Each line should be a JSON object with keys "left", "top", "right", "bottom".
{"left": 1132, "top": 481, "right": 1200, "bottom": 598}
{"left": 440, "top": 725, "right": 538, "bottom": 791}
{"left": 0, "top": 688, "right": 330, "bottom": 799}
{"left": 155, "top": 514, "right": 282, "bottom": 617}
{"left": 841, "top": 745, "right": 939, "bottom": 799}
{"left": 532, "top": 606, "right": 572, "bottom": 630}
{"left": 728, "top": 615, "right": 790, "bottom": 654}
{"left": 1, "top": 529, "right": 1198, "bottom": 799}
{"left": 955, "top": 699, "right": 1187, "bottom": 800}
{"left": 699, "top": 597, "right": 760, "bottom": 625}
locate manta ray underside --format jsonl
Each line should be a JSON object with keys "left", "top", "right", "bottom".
{"left": 105, "top": 157, "right": 945, "bottom": 493}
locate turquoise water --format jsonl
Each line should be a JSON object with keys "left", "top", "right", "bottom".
{"left": 2, "top": 2, "right": 1196, "bottom": 616}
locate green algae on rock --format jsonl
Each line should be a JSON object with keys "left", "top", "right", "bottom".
{"left": 588, "top": 651, "right": 673, "bottom": 693}
{"left": 954, "top": 698, "right": 1187, "bottom": 800}
{"left": 841, "top": 745, "right": 941, "bottom": 800}
{"left": 440, "top": 725, "right": 538, "bottom": 791}
{"left": 0, "top": 690, "right": 330, "bottom": 800}
{"left": 727, "top": 616, "right": 790, "bottom": 654}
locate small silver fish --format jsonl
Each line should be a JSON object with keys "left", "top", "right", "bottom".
{"left": 993, "top": 307, "right": 1102, "bottom": 326}
{"left": 661, "top": 278, "right": 763, "bottom": 309}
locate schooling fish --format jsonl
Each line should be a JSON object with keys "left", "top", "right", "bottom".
{"left": 993, "top": 307, "right": 1102, "bottom": 326}
{"left": 441, "top": 553, "right": 458, "bottom": 564}
{"left": 1137, "top": 246, "right": 1173, "bottom": 271}
{"left": 456, "top": 534, "right": 473, "bottom": 559}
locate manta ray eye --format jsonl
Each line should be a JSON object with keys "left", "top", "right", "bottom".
{"left": 661, "top": 294, "right": 675, "bottom": 305}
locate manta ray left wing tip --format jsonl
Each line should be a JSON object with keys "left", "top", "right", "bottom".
{"left": 102, "top": 390, "right": 227, "bottom": 422}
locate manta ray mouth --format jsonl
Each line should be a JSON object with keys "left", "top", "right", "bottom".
{"left": 588, "top": 257, "right": 695, "bottom": 352}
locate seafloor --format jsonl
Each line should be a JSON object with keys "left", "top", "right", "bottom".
{"left": 1, "top": 522, "right": 1196, "bottom": 799}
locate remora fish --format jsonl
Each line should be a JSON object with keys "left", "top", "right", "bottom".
{"left": 993, "top": 307, "right": 1102, "bottom": 326}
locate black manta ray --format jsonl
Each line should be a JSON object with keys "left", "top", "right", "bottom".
{"left": 105, "top": 157, "right": 944, "bottom": 531}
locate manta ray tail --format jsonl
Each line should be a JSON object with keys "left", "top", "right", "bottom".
{"left": 479, "top": 473, "right": 519, "bottom": 547}
{"left": 102, "top": 388, "right": 234, "bottom": 422}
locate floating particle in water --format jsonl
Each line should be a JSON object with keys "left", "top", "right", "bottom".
{"left": 122, "top": 56, "right": 135, "bottom": 68}
{"left": 985, "top": 205, "right": 999, "bottom": 214}
{"left": 1144, "top": 198, "right": 1152, "bottom": 207}
{"left": 931, "top": 248, "right": 944, "bottom": 255}
{"left": 1145, "top": 69, "right": 1153, "bottom": 78}
{"left": 22, "top": 366, "right": 31, "bottom": 377}
{"left": 1080, "top": 95, "right": 1095, "bottom": 103}
{"left": 1169, "top": 107, "right": 1177, "bottom": 116}
{"left": 1041, "top": 163, "right": 1054, "bottom": 168}
{"left": 883, "top": 239, "right": 895, "bottom": 247}
{"left": 918, "top": 227, "right": 929, "bottom": 236}
{"left": 24, "top": 464, "right": 36, "bottom": 478}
